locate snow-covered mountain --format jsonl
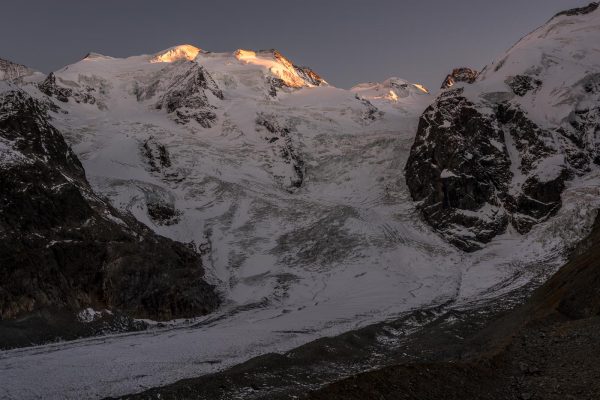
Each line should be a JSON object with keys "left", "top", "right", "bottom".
{"left": 406, "top": 3, "right": 600, "bottom": 251}
{"left": 26, "top": 45, "right": 450, "bottom": 320}
{"left": 2, "top": 7, "right": 600, "bottom": 396}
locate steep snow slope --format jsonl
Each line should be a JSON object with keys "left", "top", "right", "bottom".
{"left": 1, "top": 34, "right": 600, "bottom": 398}
{"left": 406, "top": 3, "right": 600, "bottom": 250}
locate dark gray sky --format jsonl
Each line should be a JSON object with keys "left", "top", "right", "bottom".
{"left": 0, "top": 0, "right": 591, "bottom": 89}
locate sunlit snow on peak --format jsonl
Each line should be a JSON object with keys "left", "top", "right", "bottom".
{"left": 83, "top": 52, "right": 113, "bottom": 61}
{"left": 234, "top": 48, "right": 311, "bottom": 88}
{"left": 351, "top": 77, "right": 429, "bottom": 104}
{"left": 412, "top": 83, "right": 429, "bottom": 94}
{"left": 151, "top": 44, "right": 201, "bottom": 63}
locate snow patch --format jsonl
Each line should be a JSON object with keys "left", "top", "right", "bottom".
{"left": 77, "top": 308, "right": 102, "bottom": 323}
{"left": 440, "top": 169, "right": 459, "bottom": 179}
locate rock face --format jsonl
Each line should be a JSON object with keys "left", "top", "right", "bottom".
{"left": 505, "top": 75, "right": 542, "bottom": 96}
{"left": 0, "top": 85, "right": 220, "bottom": 320}
{"left": 553, "top": 1, "right": 598, "bottom": 17}
{"left": 440, "top": 67, "right": 479, "bottom": 89}
{"left": 270, "top": 49, "right": 328, "bottom": 88}
{"left": 256, "top": 113, "right": 305, "bottom": 191}
{"left": 38, "top": 72, "right": 72, "bottom": 102}
{"left": 406, "top": 89, "right": 568, "bottom": 250}
{"left": 0, "top": 58, "right": 38, "bottom": 82}
{"left": 39, "top": 72, "right": 108, "bottom": 108}
{"left": 294, "top": 64, "right": 326, "bottom": 87}
{"left": 234, "top": 48, "right": 327, "bottom": 97}
{"left": 406, "top": 5, "right": 600, "bottom": 251}
{"left": 155, "top": 61, "right": 224, "bottom": 127}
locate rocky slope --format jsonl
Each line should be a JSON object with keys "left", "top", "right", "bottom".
{"left": 406, "top": 3, "right": 600, "bottom": 251}
{"left": 0, "top": 83, "right": 219, "bottom": 337}
{"left": 0, "top": 58, "right": 43, "bottom": 82}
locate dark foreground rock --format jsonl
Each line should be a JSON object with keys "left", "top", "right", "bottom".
{"left": 0, "top": 85, "right": 219, "bottom": 346}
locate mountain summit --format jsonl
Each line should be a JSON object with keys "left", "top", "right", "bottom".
{"left": 151, "top": 44, "right": 202, "bottom": 63}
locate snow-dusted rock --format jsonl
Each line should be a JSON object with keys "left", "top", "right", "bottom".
{"left": 406, "top": 3, "right": 600, "bottom": 250}
{"left": 154, "top": 62, "right": 223, "bottom": 127}
{"left": 39, "top": 71, "right": 109, "bottom": 109}
{"left": 440, "top": 67, "right": 479, "bottom": 89}
{"left": 0, "top": 58, "right": 44, "bottom": 83}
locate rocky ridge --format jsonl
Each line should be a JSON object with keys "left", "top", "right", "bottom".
{"left": 0, "top": 58, "right": 42, "bottom": 82}
{"left": 440, "top": 67, "right": 479, "bottom": 89}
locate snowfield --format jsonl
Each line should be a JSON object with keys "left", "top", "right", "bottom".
{"left": 2, "top": 21, "right": 600, "bottom": 399}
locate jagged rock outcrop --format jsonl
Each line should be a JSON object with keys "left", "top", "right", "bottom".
{"left": 553, "top": 1, "right": 598, "bottom": 17}
{"left": 266, "top": 75, "right": 288, "bottom": 97}
{"left": 0, "top": 85, "right": 220, "bottom": 320}
{"left": 234, "top": 49, "right": 327, "bottom": 97}
{"left": 270, "top": 49, "right": 328, "bottom": 88}
{"left": 406, "top": 88, "right": 568, "bottom": 250}
{"left": 39, "top": 72, "right": 107, "bottom": 108}
{"left": 38, "top": 72, "right": 72, "bottom": 102}
{"left": 256, "top": 113, "right": 305, "bottom": 191}
{"left": 0, "top": 58, "right": 39, "bottom": 82}
{"left": 356, "top": 95, "right": 382, "bottom": 123}
{"left": 155, "top": 61, "right": 223, "bottom": 127}
{"left": 505, "top": 75, "right": 542, "bottom": 96}
{"left": 406, "top": 4, "right": 600, "bottom": 251}
{"left": 294, "top": 65, "right": 327, "bottom": 87}
{"left": 440, "top": 67, "right": 479, "bottom": 89}
{"left": 142, "top": 136, "right": 172, "bottom": 172}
